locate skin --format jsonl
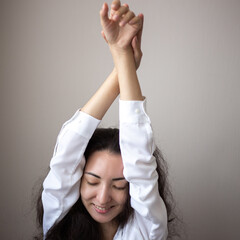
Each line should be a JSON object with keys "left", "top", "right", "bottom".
{"left": 80, "top": 1, "right": 144, "bottom": 239}
{"left": 80, "top": 150, "right": 128, "bottom": 234}
{"left": 100, "top": 1, "right": 144, "bottom": 101}
{"left": 81, "top": 1, "right": 144, "bottom": 120}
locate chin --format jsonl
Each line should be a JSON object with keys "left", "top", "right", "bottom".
{"left": 90, "top": 212, "right": 116, "bottom": 224}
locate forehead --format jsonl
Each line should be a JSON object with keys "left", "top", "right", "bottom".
{"left": 84, "top": 150, "right": 124, "bottom": 178}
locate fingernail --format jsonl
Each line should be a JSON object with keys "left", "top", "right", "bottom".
{"left": 113, "top": 14, "right": 118, "bottom": 20}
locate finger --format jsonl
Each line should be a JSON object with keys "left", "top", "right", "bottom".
{"left": 112, "top": 4, "right": 129, "bottom": 21}
{"left": 128, "top": 15, "right": 141, "bottom": 25}
{"left": 110, "top": 0, "right": 121, "bottom": 19}
{"left": 136, "top": 13, "right": 144, "bottom": 48}
{"left": 111, "top": 0, "right": 121, "bottom": 11}
{"left": 119, "top": 10, "right": 135, "bottom": 27}
{"left": 100, "top": 3, "right": 110, "bottom": 27}
{"left": 101, "top": 30, "right": 108, "bottom": 43}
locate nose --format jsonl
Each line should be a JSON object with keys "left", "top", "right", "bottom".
{"left": 97, "top": 184, "right": 112, "bottom": 205}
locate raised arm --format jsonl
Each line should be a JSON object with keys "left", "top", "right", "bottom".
{"left": 100, "top": 2, "right": 168, "bottom": 239}
{"left": 81, "top": 68, "right": 119, "bottom": 120}
{"left": 82, "top": 2, "right": 143, "bottom": 120}
{"left": 100, "top": 0, "right": 144, "bottom": 101}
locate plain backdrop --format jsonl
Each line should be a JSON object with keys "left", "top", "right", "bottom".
{"left": 1, "top": 0, "right": 240, "bottom": 239}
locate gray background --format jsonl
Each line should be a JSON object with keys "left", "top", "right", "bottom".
{"left": 1, "top": 0, "right": 240, "bottom": 239}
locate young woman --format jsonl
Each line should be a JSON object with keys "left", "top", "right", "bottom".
{"left": 36, "top": 1, "right": 177, "bottom": 239}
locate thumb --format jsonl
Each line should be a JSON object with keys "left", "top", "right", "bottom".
{"left": 101, "top": 30, "right": 108, "bottom": 43}
{"left": 132, "top": 36, "right": 142, "bottom": 69}
{"left": 132, "top": 36, "right": 140, "bottom": 51}
{"left": 137, "top": 13, "right": 144, "bottom": 48}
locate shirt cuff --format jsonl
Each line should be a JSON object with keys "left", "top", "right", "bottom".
{"left": 119, "top": 99, "right": 151, "bottom": 124}
{"left": 66, "top": 110, "right": 101, "bottom": 139}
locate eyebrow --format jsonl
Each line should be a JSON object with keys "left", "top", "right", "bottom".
{"left": 85, "top": 172, "right": 126, "bottom": 181}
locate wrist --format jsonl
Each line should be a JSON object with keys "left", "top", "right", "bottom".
{"left": 109, "top": 44, "right": 133, "bottom": 57}
{"left": 110, "top": 46, "right": 134, "bottom": 70}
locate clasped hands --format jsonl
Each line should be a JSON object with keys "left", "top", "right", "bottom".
{"left": 100, "top": 0, "right": 144, "bottom": 69}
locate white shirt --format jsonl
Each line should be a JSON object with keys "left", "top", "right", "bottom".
{"left": 42, "top": 100, "right": 168, "bottom": 240}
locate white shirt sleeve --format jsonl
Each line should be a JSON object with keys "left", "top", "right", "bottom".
{"left": 119, "top": 99, "right": 168, "bottom": 240}
{"left": 42, "top": 110, "right": 100, "bottom": 236}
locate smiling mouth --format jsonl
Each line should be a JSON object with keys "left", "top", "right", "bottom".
{"left": 93, "top": 204, "right": 114, "bottom": 214}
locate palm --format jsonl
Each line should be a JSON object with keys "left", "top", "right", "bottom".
{"left": 102, "top": 14, "right": 140, "bottom": 49}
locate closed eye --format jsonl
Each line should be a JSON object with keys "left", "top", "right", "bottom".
{"left": 113, "top": 185, "right": 127, "bottom": 190}
{"left": 87, "top": 181, "right": 98, "bottom": 186}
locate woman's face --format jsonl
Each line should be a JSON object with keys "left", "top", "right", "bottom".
{"left": 80, "top": 150, "right": 128, "bottom": 224}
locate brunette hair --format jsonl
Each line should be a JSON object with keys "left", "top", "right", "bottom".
{"left": 34, "top": 128, "right": 179, "bottom": 239}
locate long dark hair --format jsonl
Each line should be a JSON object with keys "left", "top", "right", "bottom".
{"left": 34, "top": 128, "right": 179, "bottom": 239}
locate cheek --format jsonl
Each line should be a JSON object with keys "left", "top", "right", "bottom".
{"left": 114, "top": 190, "right": 128, "bottom": 205}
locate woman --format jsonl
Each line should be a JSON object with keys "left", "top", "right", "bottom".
{"left": 36, "top": 1, "right": 177, "bottom": 239}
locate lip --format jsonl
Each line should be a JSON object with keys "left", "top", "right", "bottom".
{"left": 93, "top": 204, "right": 113, "bottom": 214}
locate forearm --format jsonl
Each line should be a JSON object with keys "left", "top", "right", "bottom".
{"left": 110, "top": 47, "right": 143, "bottom": 101}
{"left": 81, "top": 68, "right": 119, "bottom": 120}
